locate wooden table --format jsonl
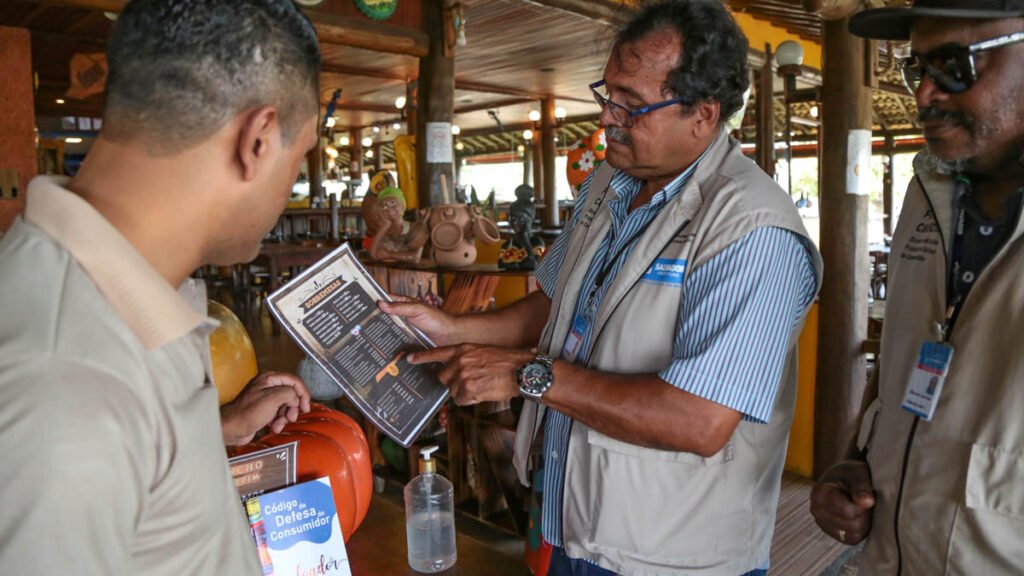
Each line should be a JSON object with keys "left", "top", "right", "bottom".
{"left": 255, "top": 242, "right": 339, "bottom": 292}
{"left": 252, "top": 242, "right": 340, "bottom": 333}
{"left": 346, "top": 494, "right": 531, "bottom": 576}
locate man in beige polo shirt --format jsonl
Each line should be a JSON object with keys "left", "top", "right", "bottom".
{"left": 0, "top": 0, "right": 321, "bottom": 573}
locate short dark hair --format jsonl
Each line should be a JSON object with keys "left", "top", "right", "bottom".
{"left": 616, "top": 0, "right": 750, "bottom": 122}
{"left": 104, "top": 0, "right": 321, "bottom": 154}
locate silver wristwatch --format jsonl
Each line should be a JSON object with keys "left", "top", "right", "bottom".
{"left": 517, "top": 354, "right": 555, "bottom": 399}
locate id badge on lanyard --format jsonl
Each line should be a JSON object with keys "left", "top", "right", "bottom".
{"left": 563, "top": 296, "right": 597, "bottom": 364}
{"left": 901, "top": 180, "right": 966, "bottom": 422}
{"left": 900, "top": 340, "right": 954, "bottom": 421}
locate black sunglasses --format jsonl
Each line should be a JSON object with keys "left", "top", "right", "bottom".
{"left": 899, "top": 31, "right": 1024, "bottom": 94}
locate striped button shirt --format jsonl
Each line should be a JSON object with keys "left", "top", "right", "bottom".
{"left": 532, "top": 164, "right": 817, "bottom": 570}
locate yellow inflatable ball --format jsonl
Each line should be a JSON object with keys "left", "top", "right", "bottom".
{"left": 208, "top": 300, "right": 258, "bottom": 406}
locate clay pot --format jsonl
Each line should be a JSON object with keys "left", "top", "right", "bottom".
{"left": 427, "top": 204, "right": 501, "bottom": 267}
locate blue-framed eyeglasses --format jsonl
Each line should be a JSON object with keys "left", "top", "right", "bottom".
{"left": 589, "top": 79, "right": 686, "bottom": 127}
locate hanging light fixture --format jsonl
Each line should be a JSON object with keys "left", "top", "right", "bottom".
{"left": 393, "top": 122, "right": 402, "bottom": 130}
{"left": 395, "top": 95, "right": 407, "bottom": 109}
{"left": 361, "top": 136, "right": 373, "bottom": 147}
{"left": 372, "top": 125, "right": 381, "bottom": 133}
{"left": 523, "top": 129, "right": 534, "bottom": 141}
{"left": 451, "top": 124, "right": 461, "bottom": 136}
{"left": 339, "top": 135, "right": 350, "bottom": 147}
{"left": 528, "top": 110, "right": 541, "bottom": 123}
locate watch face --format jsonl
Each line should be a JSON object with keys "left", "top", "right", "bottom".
{"left": 521, "top": 362, "right": 551, "bottom": 393}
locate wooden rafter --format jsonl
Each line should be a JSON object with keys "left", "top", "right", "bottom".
{"left": 21, "top": 0, "right": 430, "bottom": 57}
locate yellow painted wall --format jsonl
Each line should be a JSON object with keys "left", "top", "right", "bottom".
{"left": 732, "top": 11, "right": 822, "bottom": 69}
{"left": 786, "top": 302, "right": 819, "bottom": 477}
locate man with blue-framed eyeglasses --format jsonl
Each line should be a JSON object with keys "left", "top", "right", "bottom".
{"left": 811, "top": 1, "right": 1024, "bottom": 574}
{"left": 384, "top": 2, "right": 820, "bottom": 574}
{"left": 588, "top": 79, "right": 688, "bottom": 128}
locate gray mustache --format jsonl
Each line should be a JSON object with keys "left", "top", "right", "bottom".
{"left": 918, "top": 107, "right": 970, "bottom": 128}
{"left": 606, "top": 126, "right": 631, "bottom": 146}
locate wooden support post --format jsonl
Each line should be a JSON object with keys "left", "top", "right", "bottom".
{"left": 814, "top": 18, "right": 872, "bottom": 477}
{"left": 329, "top": 195, "right": 340, "bottom": 243}
{"left": 416, "top": 0, "right": 455, "bottom": 208}
{"left": 0, "top": 26, "right": 36, "bottom": 232}
{"left": 541, "top": 96, "right": 559, "bottom": 228}
{"left": 307, "top": 140, "right": 323, "bottom": 206}
{"left": 349, "top": 129, "right": 363, "bottom": 182}
{"left": 883, "top": 134, "right": 895, "bottom": 237}
{"left": 532, "top": 140, "right": 543, "bottom": 205}
{"left": 523, "top": 145, "right": 533, "bottom": 186}
{"left": 756, "top": 43, "right": 776, "bottom": 177}
{"left": 405, "top": 81, "right": 418, "bottom": 137}
{"left": 373, "top": 143, "right": 383, "bottom": 172}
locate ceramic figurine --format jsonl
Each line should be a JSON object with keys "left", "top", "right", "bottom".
{"left": 362, "top": 169, "right": 398, "bottom": 237}
{"left": 498, "top": 185, "right": 546, "bottom": 270}
{"left": 369, "top": 188, "right": 429, "bottom": 263}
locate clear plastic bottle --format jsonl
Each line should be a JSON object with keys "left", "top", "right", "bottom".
{"left": 405, "top": 446, "right": 457, "bottom": 573}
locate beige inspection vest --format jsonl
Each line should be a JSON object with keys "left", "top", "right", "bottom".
{"left": 862, "top": 155, "right": 1024, "bottom": 574}
{"left": 513, "top": 128, "right": 822, "bottom": 575}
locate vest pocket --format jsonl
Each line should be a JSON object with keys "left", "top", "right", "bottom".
{"left": 579, "top": 429, "right": 748, "bottom": 567}
{"left": 945, "top": 443, "right": 1024, "bottom": 574}
{"left": 965, "top": 444, "right": 1024, "bottom": 519}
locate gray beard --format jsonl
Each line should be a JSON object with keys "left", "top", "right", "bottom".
{"left": 919, "top": 148, "right": 969, "bottom": 175}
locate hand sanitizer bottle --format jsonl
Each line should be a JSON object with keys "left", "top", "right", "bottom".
{"left": 405, "top": 445, "right": 457, "bottom": 572}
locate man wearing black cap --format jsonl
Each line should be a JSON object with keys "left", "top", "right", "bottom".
{"left": 810, "top": 2, "right": 1024, "bottom": 574}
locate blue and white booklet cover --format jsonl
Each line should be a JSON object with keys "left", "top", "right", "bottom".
{"left": 246, "top": 477, "right": 352, "bottom": 576}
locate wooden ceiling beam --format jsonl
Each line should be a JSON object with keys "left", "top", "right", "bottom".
{"left": 515, "top": 0, "right": 627, "bottom": 26}
{"left": 18, "top": 4, "right": 52, "bottom": 28}
{"left": 455, "top": 80, "right": 592, "bottom": 104}
{"left": 321, "top": 64, "right": 409, "bottom": 83}
{"left": 28, "top": 0, "right": 126, "bottom": 10}
{"left": 878, "top": 81, "right": 912, "bottom": 97}
{"left": 30, "top": 29, "right": 108, "bottom": 47}
{"left": 324, "top": 100, "right": 400, "bottom": 114}
{"left": 23, "top": 0, "right": 430, "bottom": 57}
{"left": 306, "top": 65, "right": 596, "bottom": 107}
{"left": 308, "top": 11, "right": 428, "bottom": 58}
{"left": 455, "top": 97, "right": 536, "bottom": 115}
{"left": 454, "top": 79, "right": 545, "bottom": 100}
{"left": 460, "top": 114, "right": 600, "bottom": 139}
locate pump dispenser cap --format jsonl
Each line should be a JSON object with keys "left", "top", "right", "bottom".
{"left": 419, "top": 445, "right": 439, "bottom": 474}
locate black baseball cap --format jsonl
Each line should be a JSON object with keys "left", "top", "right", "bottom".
{"left": 849, "top": 0, "right": 1024, "bottom": 41}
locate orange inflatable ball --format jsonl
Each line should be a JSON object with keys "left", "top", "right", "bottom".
{"left": 261, "top": 431, "right": 361, "bottom": 541}
{"left": 208, "top": 300, "right": 258, "bottom": 406}
{"left": 230, "top": 407, "right": 374, "bottom": 540}
{"left": 285, "top": 418, "right": 373, "bottom": 528}
{"left": 297, "top": 406, "right": 373, "bottom": 511}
